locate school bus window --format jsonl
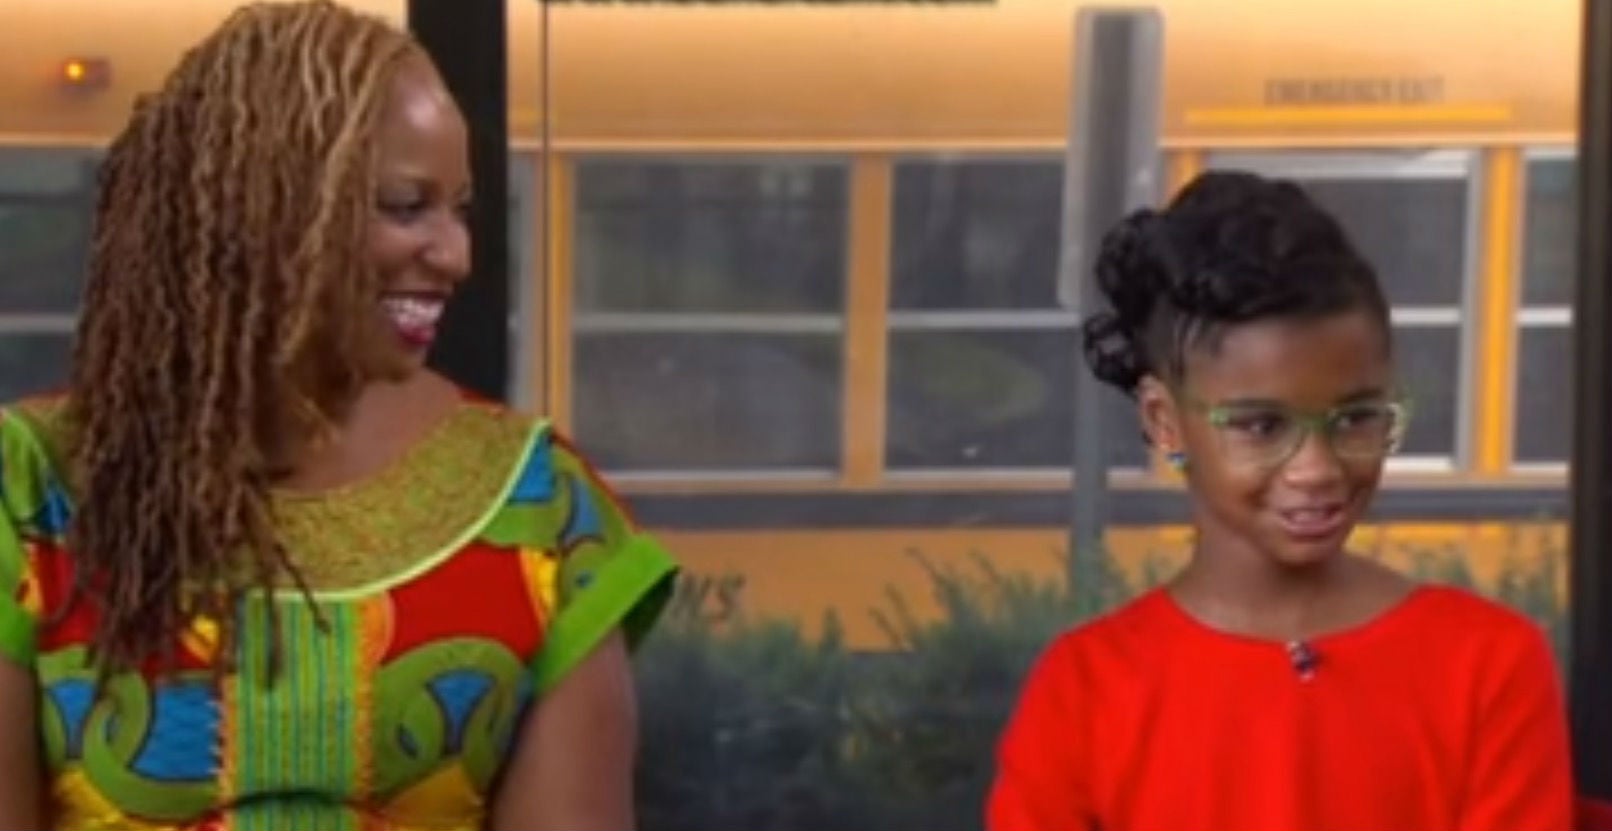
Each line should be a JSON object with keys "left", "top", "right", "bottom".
{"left": 884, "top": 158, "right": 1149, "bottom": 471}
{"left": 574, "top": 331, "right": 842, "bottom": 472}
{"left": 1389, "top": 324, "right": 1462, "bottom": 459}
{"left": 886, "top": 327, "right": 1147, "bottom": 470}
{"left": 0, "top": 148, "right": 95, "bottom": 402}
{"left": 1206, "top": 153, "right": 1475, "bottom": 466}
{"left": 0, "top": 148, "right": 99, "bottom": 314}
{"left": 1521, "top": 156, "right": 1575, "bottom": 308}
{"left": 574, "top": 161, "right": 846, "bottom": 314}
{"left": 0, "top": 335, "right": 74, "bottom": 403}
{"left": 1301, "top": 177, "right": 1468, "bottom": 308}
{"left": 1514, "top": 153, "right": 1575, "bottom": 467}
{"left": 570, "top": 159, "right": 848, "bottom": 474}
{"left": 890, "top": 160, "right": 1063, "bottom": 310}
{"left": 1514, "top": 327, "right": 1571, "bottom": 466}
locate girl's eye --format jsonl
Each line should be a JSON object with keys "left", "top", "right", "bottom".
{"left": 1334, "top": 405, "right": 1390, "bottom": 433}
{"left": 1223, "top": 411, "right": 1289, "bottom": 439}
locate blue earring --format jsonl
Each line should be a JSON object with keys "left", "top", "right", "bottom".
{"left": 1166, "top": 450, "right": 1188, "bottom": 472}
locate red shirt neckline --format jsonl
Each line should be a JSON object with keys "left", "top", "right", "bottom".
{"left": 1141, "top": 582, "right": 1435, "bottom": 654}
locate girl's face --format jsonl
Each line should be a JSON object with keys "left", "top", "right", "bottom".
{"left": 1138, "top": 307, "right": 1401, "bottom": 570}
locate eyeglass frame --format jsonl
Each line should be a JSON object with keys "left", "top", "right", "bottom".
{"left": 1174, "top": 391, "right": 1414, "bottom": 470}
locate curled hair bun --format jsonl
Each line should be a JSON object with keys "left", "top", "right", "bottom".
{"left": 1157, "top": 199, "right": 1300, "bottom": 322}
{"left": 1081, "top": 208, "right": 1166, "bottom": 395}
{"left": 1077, "top": 170, "right": 1388, "bottom": 400}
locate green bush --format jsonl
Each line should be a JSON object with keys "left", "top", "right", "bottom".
{"left": 841, "top": 548, "right": 1148, "bottom": 828}
{"left": 633, "top": 611, "right": 868, "bottom": 831}
{"left": 633, "top": 543, "right": 1567, "bottom": 831}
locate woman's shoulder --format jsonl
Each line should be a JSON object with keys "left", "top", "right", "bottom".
{"left": 441, "top": 389, "right": 598, "bottom": 488}
{"left": 437, "top": 378, "right": 617, "bottom": 489}
{"left": 0, "top": 393, "right": 72, "bottom": 513}
{"left": 433, "top": 382, "right": 644, "bottom": 543}
{"left": 0, "top": 393, "right": 73, "bottom": 627}
{"left": 385, "top": 375, "right": 550, "bottom": 472}
{"left": 0, "top": 391, "right": 70, "bottom": 449}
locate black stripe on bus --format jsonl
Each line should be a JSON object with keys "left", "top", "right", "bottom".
{"left": 627, "top": 487, "right": 1569, "bottom": 531}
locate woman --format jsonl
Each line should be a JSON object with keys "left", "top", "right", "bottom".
{"left": 0, "top": 2, "right": 676, "bottom": 829}
{"left": 986, "top": 171, "right": 1573, "bottom": 830}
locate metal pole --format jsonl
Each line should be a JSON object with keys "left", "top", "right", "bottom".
{"left": 1571, "top": 0, "right": 1612, "bottom": 802}
{"left": 1059, "top": 8, "right": 1163, "bottom": 618}
{"left": 408, "top": 0, "right": 511, "bottom": 402}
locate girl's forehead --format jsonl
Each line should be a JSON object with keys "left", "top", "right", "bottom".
{"left": 1181, "top": 310, "right": 1392, "bottom": 405}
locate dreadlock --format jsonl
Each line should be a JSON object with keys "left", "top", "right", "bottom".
{"left": 64, "top": 0, "right": 419, "bottom": 679}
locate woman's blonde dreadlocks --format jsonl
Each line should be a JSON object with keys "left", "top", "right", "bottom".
{"left": 64, "top": 0, "right": 419, "bottom": 678}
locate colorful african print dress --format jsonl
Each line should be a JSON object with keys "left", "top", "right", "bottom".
{"left": 0, "top": 394, "right": 678, "bottom": 831}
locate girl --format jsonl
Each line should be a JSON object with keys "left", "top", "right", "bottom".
{"left": 986, "top": 171, "right": 1573, "bottom": 831}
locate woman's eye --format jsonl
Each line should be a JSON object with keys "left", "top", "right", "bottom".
{"left": 379, "top": 199, "right": 426, "bottom": 220}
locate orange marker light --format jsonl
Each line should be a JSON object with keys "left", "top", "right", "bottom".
{"left": 58, "top": 57, "right": 110, "bottom": 90}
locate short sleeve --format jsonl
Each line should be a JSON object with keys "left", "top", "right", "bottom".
{"left": 1455, "top": 617, "right": 1574, "bottom": 831}
{"left": 0, "top": 503, "right": 32, "bottom": 668}
{"left": 0, "top": 407, "right": 63, "bottom": 668}
{"left": 987, "top": 634, "right": 1093, "bottom": 831}
{"left": 523, "top": 429, "right": 677, "bottom": 694}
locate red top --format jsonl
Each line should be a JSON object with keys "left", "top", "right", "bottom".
{"left": 987, "top": 585, "right": 1574, "bottom": 831}
{"left": 1583, "top": 797, "right": 1612, "bottom": 831}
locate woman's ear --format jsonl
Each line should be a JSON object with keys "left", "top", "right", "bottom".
{"left": 1135, "top": 374, "right": 1183, "bottom": 455}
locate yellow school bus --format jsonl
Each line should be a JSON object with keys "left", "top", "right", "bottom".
{"left": 0, "top": 0, "right": 1580, "bottom": 644}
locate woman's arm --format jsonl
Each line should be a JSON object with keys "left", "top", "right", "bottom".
{"left": 0, "top": 658, "right": 41, "bottom": 829}
{"left": 488, "top": 629, "right": 637, "bottom": 831}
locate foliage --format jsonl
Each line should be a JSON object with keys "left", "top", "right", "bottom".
{"left": 633, "top": 611, "right": 866, "bottom": 831}
{"left": 633, "top": 542, "right": 1568, "bottom": 831}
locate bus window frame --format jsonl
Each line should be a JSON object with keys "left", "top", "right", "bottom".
{"left": 1511, "top": 146, "right": 1575, "bottom": 475}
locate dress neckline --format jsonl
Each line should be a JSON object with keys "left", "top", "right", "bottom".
{"left": 11, "top": 394, "right": 547, "bottom": 599}
{"left": 1145, "top": 581, "right": 1432, "bottom": 654}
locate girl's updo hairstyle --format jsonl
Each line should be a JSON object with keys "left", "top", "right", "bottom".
{"left": 1081, "top": 170, "right": 1389, "bottom": 397}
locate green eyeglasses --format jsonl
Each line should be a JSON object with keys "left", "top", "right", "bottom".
{"left": 1186, "top": 395, "right": 1412, "bottom": 469}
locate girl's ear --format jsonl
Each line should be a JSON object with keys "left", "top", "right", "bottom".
{"left": 1136, "top": 374, "right": 1183, "bottom": 455}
